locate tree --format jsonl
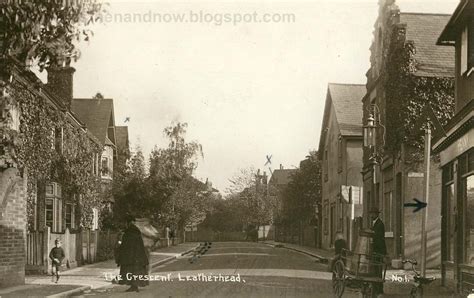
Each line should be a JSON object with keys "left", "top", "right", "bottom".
{"left": 225, "top": 167, "right": 274, "bottom": 230}
{"left": 111, "top": 146, "right": 152, "bottom": 229}
{"left": 200, "top": 195, "right": 247, "bottom": 233}
{"left": 0, "top": 0, "right": 105, "bottom": 70}
{"left": 277, "top": 151, "right": 322, "bottom": 231}
{"left": 148, "top": 122, "right": 204, "bottom": 229}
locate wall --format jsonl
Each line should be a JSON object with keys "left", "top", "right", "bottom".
{"left": 0, "top": 168, "right": 27, "bottom": 288}
{"left": 403, "top": 160, "right": 443, "bottom": 269}
{"left": 321, "top": 103, "right": 341, "bottom": 249}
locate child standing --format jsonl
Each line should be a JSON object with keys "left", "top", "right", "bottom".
{"left": 49, "top": 239, "right": 65, "bottom": 283}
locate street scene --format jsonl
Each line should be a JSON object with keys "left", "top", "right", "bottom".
{"left": 0, "top": 0, "right": 473, "bottom": 297}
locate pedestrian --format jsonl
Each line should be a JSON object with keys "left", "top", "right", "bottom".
{"left": 49, "top": 239, "right": 65, "bottom": 283}
{"left": 118, "top": 214, "right": 149, "bottom": 292}
{"left": 369, "top": 207, "right": 387, "bottom": 296}
{"left": 330, "top": 232, "right": 347, "bottom": 273}
{"left": 113, "top": 231, "right": 126, "bottom": 285}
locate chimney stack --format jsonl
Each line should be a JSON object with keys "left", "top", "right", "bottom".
{"left": 280, "top": 164, "right": 283, "bottom": 170}
{"left": 46, "top": 66, "right": 75, "bottom": 109}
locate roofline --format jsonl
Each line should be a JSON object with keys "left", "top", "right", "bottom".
{"left": 73, "top": 98, "right": 114, "bottom": 101}
{"left": 327, "top": 82, "right": 365, "bottom": 87}
{"left": 399, "top": 12, "right": 452, "bottom": 17}
{"left": 437, "top": 0, "right": 472, "bottom": 45}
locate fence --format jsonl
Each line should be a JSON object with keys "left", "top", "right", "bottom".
{"left": 26, "top": 228, "right": 118, "bottom": 274}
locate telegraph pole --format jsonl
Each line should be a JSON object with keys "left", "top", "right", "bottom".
{"left": 420, "top": 122, "right": 431, "bottom": 277}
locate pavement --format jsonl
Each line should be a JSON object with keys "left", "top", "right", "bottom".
{"left": 0, "top": 242, "right": 199, "bottom": 298}
{"left": 264, "top": 240, "right": 460, "bottom": 297}
{"left": 0, "top": 241, "right": 462, "bottom": 297}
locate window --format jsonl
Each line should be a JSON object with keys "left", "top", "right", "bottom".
{"left": 460, "top": 21, "right": 474, "bottom": 75}
{"left": 464, "top": 175, "right": 474, "bottom": 265}
{"left": 338, "top": 137, "right": 343, "bottom": 173}
{"left": 65, "top": 203, "right": 75, "bottom": 230}
{"left": 384, "top": 192, "right": 393, "bottom": 233}
{"left": 45, "top": 183, "right": 62, "bottom": 233}
{"left": 324, "top": 203, "right": 328, "bottom": 234}
{"left": 54, "top": 127, "right": 63, "bottom": 153}
{"left": 101, "top": 157, "right": 109, "bottom": 177}
{"left": 45, "top": 199, "right": 53, "bottom": 229}
{"left": 92, "top": 208, "right": 99, "bottom": 230}
{"left": 324, "top": 150, "right": 328, "bottom": 181}
{"left": 462, "top": 150, "right": 474, "bottom": 265}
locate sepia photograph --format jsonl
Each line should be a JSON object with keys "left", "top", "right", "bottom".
{"left": 0, "top": 0, "right": 473, "bottom": 297}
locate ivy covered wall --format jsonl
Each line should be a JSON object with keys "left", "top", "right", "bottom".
{"left": 4, "top": 66, "right": 104, "bottom": 230}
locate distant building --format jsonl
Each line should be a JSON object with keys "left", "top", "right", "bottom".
{"left": 318, "top": 83, "right": 365, "bottom": 250}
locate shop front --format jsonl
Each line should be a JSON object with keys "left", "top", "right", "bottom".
{"left": 437, "top": 122, "right": 473, "bottom": 294}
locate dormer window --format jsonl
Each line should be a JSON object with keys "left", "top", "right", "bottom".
{"left": 460, "top": 21, "right": 474, "bottom": 76}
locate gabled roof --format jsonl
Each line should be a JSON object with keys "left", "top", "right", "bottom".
{"left": 115, "top": 126, "right": 129, "bottom": 154}
{"left": 399, "top": 13, "right": 455, "bottom": 77}
{"left": 327, "top": 83, "right": 366, "bottom": 136}
{"left": 71, "top": 98, "right": 115, "bottom": 147}
{"left": 269, "top": 169, "right": 298, "bottom": 186}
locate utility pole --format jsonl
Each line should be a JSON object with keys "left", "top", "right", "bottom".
{"left": 420, "top": 122, "right": 431, "bottom": 277}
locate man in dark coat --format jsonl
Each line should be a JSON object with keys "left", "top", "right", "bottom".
{"left": 118, "top": 215, "right": 149, "bottom": 292}
{"left": 369, "top": 207, "right": 387, "bottom": 296}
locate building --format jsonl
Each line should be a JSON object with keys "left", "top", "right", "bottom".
{"left": 71, "top": 95, "right": 118, "bottom": 214}
{"left": 0, "top": 61, "right": 106, "bottom": 285}
{"left": 318, "top": 83, "right": 365, "bottom": 250}
{"left": 435, "top": 0, "right": 474, "bottom": 293}
{"left": 361, "top": 0, "right": 455, "bottom": 268}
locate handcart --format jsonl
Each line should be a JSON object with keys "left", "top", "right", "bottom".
{"left": 332, "top": 248, "right": 387, "bottom": 298}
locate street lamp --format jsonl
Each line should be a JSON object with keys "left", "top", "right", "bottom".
{"left": 363, "top": 114, "right": 376, "bottom": 148}
{"left": 363, "top": 109, "right": 382, "bottom": 228}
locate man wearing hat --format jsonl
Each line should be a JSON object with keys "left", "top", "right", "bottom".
{"left": 117, "top": 214, "right": 149, "bottom": 292}
{"left": 369, "top": 207, "right": 387, "bottom": 296}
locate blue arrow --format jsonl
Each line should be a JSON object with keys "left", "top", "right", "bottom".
{"left": 404, "top": 198, "right": 427, "bottom": 213}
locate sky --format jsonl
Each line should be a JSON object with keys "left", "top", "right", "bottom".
{"left": 65, "top": 0, "right": 459, "bottom": 193}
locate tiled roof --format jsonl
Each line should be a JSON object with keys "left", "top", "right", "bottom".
{"left": 115, "top": 126, "right": 129, "bottom": 154}
{"left": 269, "top": 169, "right": 298, "bottom": 186}
{"left": 328, "top": 83, "right": 366, "bottom": 136}
{"left": 71, "top": 98, "right": 114, "bottom": 146}
{"left": 400, "top": 13, "right": 455, "bottom": 77}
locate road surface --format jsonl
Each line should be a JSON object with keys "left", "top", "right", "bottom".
{"left": 80, "top": 241, "right": 365, "bottom": 297}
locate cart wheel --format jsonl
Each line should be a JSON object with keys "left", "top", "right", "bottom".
{"left": 410, "top": 285, "right": 422, "bottom": 298}
{"left": 361, "top": 282, "right": 374, "bottom": 298}
{"left": 332, "top": 260, "right": 345, "bottom": 297}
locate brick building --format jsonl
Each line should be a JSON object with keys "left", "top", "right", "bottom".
{"left": 361, "top": 0, "right": 455, "bottom": 268}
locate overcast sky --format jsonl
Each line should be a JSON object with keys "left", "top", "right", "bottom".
{"left": 69, "top": 0, "right": 459, "bottom": 192}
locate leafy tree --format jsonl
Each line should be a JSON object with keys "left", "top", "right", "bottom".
{"left": 0, "top": 0, "right": 105, "bottom": 70}
{"left": 200, "top": 195, "right": 247, "bottom": 233}
{"left": 277, "top": 151, "right": 322, "bottom": 230}
{"left": 148, "top": 122, "right": 204, "bottom": 229}
{"left": 225, "top": 167, "right": 274, "bottom": 230}
{"left": 111, "top": 146, "right": 153, "bottom": 229}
